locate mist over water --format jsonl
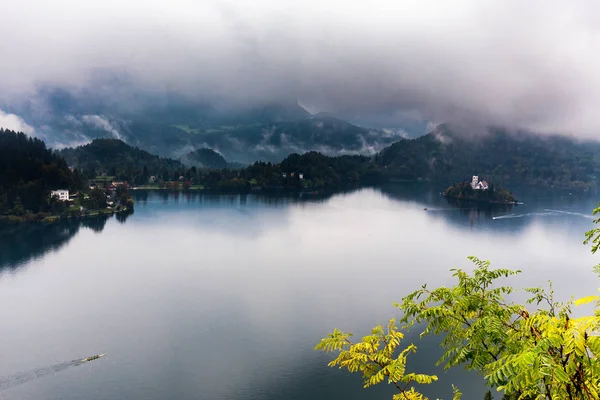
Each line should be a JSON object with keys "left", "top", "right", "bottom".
{"left": 0, "top": 184, "right": 597, "bottom": 400}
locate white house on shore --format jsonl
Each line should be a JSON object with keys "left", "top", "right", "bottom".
{"left": 50, "top": 189, "right": 70, "bottom": 201}
{"left": 470, "top": 176, "right": 489, "bottom": 190}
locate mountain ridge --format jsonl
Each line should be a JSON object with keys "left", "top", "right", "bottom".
{"left": 2, "top": 90, "right": 408, "bottom": 163}
{"left": 49, "top": 125, "right": 600, "bottom": 190}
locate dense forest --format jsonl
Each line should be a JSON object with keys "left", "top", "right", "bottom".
{"left": 59, "top": 139, "right": 185, "bottom": 184}
{"left": 58, "top": 138, "right": 379, "bottom": 191}
{"left": 0, "top": 129, "right": 81, "bottom": 215}
{"left": 0, "top": 130, "right": 136, "bottom": 222}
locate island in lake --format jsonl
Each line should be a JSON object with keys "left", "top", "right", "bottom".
{"left": 443, "top": 176, "right": 517, "bottom": 205}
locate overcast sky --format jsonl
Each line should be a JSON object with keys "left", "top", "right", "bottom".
{"left": 1, "top": 0, "right": 600, "bottom": 137}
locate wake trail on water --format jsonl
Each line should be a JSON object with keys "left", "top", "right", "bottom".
{"left": 492, "top": 209, "right": 594, "bottom": 220}
{"left": 493, "top": 212, "right": 554, "bottom": 220}
{"left": 543, "top": 209, "right": 594, "bottom": 219}
{"left": 0, "top": 359, "right": 91, "bottom": 391}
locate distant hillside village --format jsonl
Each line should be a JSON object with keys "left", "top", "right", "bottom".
{"left": 50, "top": 178, "right": 129, "bottom": 207}
{"left": 36, "top": 179, "right": 134, "bottom": 224}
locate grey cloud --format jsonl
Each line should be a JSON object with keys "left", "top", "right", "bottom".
{"left": 1, "top": 1, "right": 600, "bottom": 137}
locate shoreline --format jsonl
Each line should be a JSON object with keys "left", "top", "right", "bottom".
{"left": 0, "top": 206, "right": 133, "bottom": 225}
{"left": 443, "top": 195, "right": 519, "bottom": 206}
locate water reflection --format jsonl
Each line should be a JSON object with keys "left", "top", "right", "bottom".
{"left": 0, "top": 214, "right": 117, "bottom": 271}
{"left": 115, "top": 209, "right": 135, "bottom": 224}
{"left": 132, "top": 190, "right": 336, "bottom": 208}
{"left": 0, "top": 222, "right": 82, "bottom": 271}
{"left": 378, "top": 183, "right": 598, "bottom": 233}
{"left": 0, "top": 186, "right": 598, "bottom": 400}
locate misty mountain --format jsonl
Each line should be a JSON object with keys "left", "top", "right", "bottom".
{"left": 374, "top": 125, "right": 600, "bottom": 189}
{"left": 122, "top": 113, "right": 403, "bottom": 164}
{"left": 0, "top": 85, "right": 409, "bottom": 164}
{"left": 180, "top": 148, "right": 229, "bottom": 169}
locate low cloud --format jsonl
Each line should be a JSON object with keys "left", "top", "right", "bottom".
{"left": 1, "top": 1, "right": 600, "bottom": 138}
{"left": 0, "top": 109, "right": 34, "bottom": 134}
{"left": 80, "top": 115, "right": 122, "bottom": 140}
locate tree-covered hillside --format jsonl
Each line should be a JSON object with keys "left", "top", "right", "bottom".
{"left": 59, "top": 139, "right": 185, "bottom": 184}
{"left": 55, "top": 125, "right": 600, "bottom": 191}
{"left": 376, "top": 125, "right": 600, "bottom": 189}
{"left": 0, "top": 128, "right": 81, "bottom": 214}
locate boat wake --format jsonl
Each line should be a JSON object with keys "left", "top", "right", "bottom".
{"left": 492, "top": 212, "right": 554, "bottom": 220}
{"left": 543, "top": 209, "right": 594, "bottom": 220}
{"left": 493, "top": 209, "right": 593, "bottom": 220}
{"left": 0, "top": 355, "right": 105, "bottom": 391}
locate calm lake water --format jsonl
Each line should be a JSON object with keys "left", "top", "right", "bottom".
{"left": 0, "top": 184, "right": 599, "bottom": 400}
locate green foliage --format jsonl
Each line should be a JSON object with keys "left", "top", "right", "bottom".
{"left": 318, "top": 212, "right": 600, "bottom": 399}
{"left": 82, "top": 188, "right": 107, "bottom": 210}
{"left": 397, "top": 257, "right": 522, "bottom": 374}
{"left": 584, "top": 203, "right": 600, "bottom": 277}
{"left": 315, "top": 320, "right": 440, "bottom": 399}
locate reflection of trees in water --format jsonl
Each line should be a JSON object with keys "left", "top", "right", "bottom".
{"left": 439, "top": 199, "right": 516, "bottom": 229}
{"left": 0, "top": 212, "right": 132, "bottom": 271}
{"left": 377, "top": 182, "right": 441, "bottom": 203}
{"left": 132, "top": 190, "right": 336, "bottom": 207}
{"left": 0, "top": 222, "right": 82, "bottom": 271}
{"left": 116, "top": 209, "right": 134, "bottom": 224}
{"left": 450, "top": 200, "right": 514, "bottom": 225}
{"left": 137, "top": 190, "right": 149, "bottom": 203}
{"left": 80, "top": 214, "right": 110, "bottom": 233}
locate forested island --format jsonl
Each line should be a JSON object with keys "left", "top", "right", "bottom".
{"left": 443, "top": 179, "right": 517, "bottom": 205}
{"left": 0, "top": 129, "right": 134, "bottom": 223}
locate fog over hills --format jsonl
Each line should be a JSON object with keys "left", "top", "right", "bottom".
{"left": 0, "top": 84, "right": 417, "bottom": 163}
{"left": 2, "top": 1, "right": 600, "bottom": 162}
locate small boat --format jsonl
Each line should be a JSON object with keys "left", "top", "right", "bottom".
{"left": 423, "top": 208, "right": 428, "bottom": 210}
{"left": 81, "top": 354, "right": 106, "bottom": 362}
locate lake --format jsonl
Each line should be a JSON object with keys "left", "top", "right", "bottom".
{"left": 0, "top": 184, "right": 598, "bottom": 400}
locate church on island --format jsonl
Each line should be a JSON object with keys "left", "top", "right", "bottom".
{"left": 470, "top": 176, "right": 489, "bottom": 190}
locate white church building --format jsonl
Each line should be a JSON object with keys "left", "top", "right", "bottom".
{"left": 470, "top": 176, "right": 489, "bottom": 190}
